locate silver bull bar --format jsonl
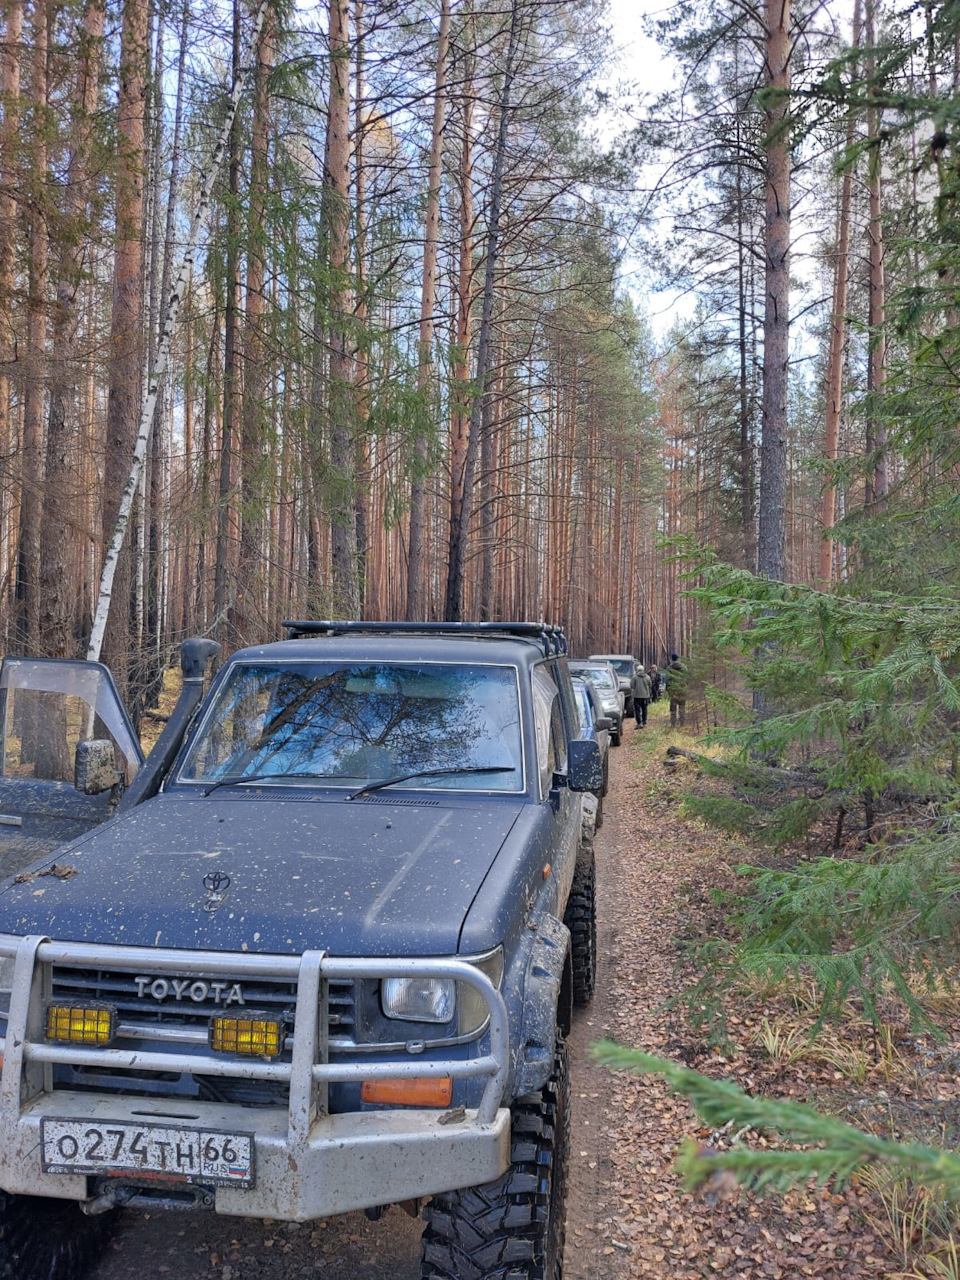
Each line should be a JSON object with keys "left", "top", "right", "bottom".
{"left": 0, "top": 935, "right": 512, "bottom": 1218}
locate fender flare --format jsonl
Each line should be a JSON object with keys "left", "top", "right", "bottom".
{"left": 508, "top": 912, "right": 572, "bottom": 1096}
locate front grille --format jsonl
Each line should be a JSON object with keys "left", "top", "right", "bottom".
{"left": 52, "top": 966, "right": 297, "bottom": 1030}
{"left": 50, "top": 965, "right": 356, "bottom": 1044}
{"left": 24, "top": 964, "right": 358, "bottom": 1106}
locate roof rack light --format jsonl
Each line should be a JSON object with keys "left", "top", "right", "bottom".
{"left": 281, "top": 620, "right": 567, "bottom": 658}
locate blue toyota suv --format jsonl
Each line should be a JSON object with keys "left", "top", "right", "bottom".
{"left": 0, "top": 622, "right": 601, "bottom": 1280}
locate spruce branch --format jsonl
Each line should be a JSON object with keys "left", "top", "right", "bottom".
{"left": 591, "top": 1043, "right": 960, "bottom": 1196}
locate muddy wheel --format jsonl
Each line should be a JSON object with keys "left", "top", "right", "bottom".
{"left": 421, "top": 1036, "right": 569, "bottom": 1280}
{"left": 0, "top": 1192, "right": 115, "bottom": 1280}
{"left": 564, "top": 853, "right": 596, "bottom": 1006}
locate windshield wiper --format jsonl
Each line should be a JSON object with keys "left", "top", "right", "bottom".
{"left": 200, "top": 771, "right": 329, "bottom": 797}
{"left": 346, "top": 766, "right": 516, "bottom": 802}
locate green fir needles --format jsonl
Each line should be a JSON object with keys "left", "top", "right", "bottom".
{"left": 591, "top": 1042, "right": 960, "bottom": 1198}
{"left": 672, "top": 548, "right": 960, "bottom": 1035}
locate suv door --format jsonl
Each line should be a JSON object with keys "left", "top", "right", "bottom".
{"left": 0, "top": 657, "right": 143, "bottom": 874}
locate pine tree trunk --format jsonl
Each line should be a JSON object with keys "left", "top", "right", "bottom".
{"left": 448, "top": 18, "right": 474, "bottom": 609}
{"left": 445, "top": 0, "right": 521, "bottom": 622}
{"left": 820, "top": 0, "right": 861, "bottom": 584}
{"left": 41, "top": 0, "right": 105, "bottom": 658}
{"left": 326, "top": 0, "right": 359, "bottom": 616}
{"left": 733, "top": 48, "right": 756, "bottom": 570}
{"left": 16, "top": 0, "right": 48, "bottom": 656}
{"left": 407, "top": 0, "right": 451, "bottom": 620}
{"left": 235, "top": 3, "right": 273, "bottom": 645}
{"left": 101, "top": 0, "right": 148, "bottom": 690}
{"left": 142, "top": 5, "right": 164, "bottom": 677}
{"left": 353, "top": 0, "right": 368, "bottom": 616}
{"left": 865, "top": 0, "right": 887, "bottom": 508}
{"left": 0, "top": 0, "right": 23, "bottom": 627}
{"left": 756, "top": 0, "right": 791, "bottom": 583}
{"left": 214, "top": 0, "right": 242, "bottom": 634}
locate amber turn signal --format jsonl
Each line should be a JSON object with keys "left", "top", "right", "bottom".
{"left": 361, "top": 1077, "right": 453, "bottom": 1107}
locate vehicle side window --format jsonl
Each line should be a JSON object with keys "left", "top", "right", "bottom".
{"left": 532, "top": 667, "right": 558, "bottom": 798}
{"left": 552, "top": 659, "right": 580, "bottom": 746}
{"left": 573, "top": 686, "right": 590, "bottom": 731}
{"left": 550, "top": 695, "right": 568, "bottom": 775}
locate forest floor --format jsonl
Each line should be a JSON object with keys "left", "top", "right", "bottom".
{"left": 89, "top": 701, "right": 960, "bottom": 1279}
{"left": 571, "top": 702, "right": 960, "bottom": 1280}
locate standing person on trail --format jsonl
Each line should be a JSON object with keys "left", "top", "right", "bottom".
{"left": 648, "top": 663, "right": 661, "bottom": 702}
{"left": 666, "top": 653, "right": 688, "bottom": 728}
{"left": 633, "top": 664, "right": 652, "bottom": 727}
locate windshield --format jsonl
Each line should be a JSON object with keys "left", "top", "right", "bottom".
{"left": 177, "top": 661, "right": 524, "bottom": 793}
{"left": 605, "top": 659, "right": 633, "bottom": 678}
{"left": 571, "top": 665, "right": 616, "bottom": 692}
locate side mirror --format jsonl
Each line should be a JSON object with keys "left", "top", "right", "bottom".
{"left": 75, "top": 740, "right": 120, "bottom": 795}
{"left": 567, "top": 738, "right": 603, "bottom": 792}
{"left": 596, "top": 716, "right": 613, "bottom": 731}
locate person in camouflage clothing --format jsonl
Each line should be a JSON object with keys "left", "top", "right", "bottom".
{"left": 665, "top": 653, "right": 688, "bottom": 728}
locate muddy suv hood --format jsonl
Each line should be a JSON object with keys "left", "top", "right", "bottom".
{"left": 0, "top": 793, "right": 523, "bottom": 955}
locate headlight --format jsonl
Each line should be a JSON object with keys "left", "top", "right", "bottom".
{"left": 381, "top": 977, "right": 455, "bottom": 1023}
{"left": 458, "top": 948, "right": 503, "bottom": 1036}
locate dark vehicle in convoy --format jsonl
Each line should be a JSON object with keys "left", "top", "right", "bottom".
{"left": 567, "top": 660, "right": 623, "bottom": 746}
{"left": 588, "top": 654, "right": 637, "bottom": 720}
{"left": 571, "top": 677, "right": 611, "bottom": 832}
{"left": 0, "top": 621, "right": 602, "bottom": 1280}
{"left": 572, "top": 677, "right": 612, "bottom": 778}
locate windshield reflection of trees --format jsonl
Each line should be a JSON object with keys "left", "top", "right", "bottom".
{"left": 572, "top": 667, "right": 615, "bottom": 690}
{"left": 191, "top": 664, "right": 522, "bottom": 790}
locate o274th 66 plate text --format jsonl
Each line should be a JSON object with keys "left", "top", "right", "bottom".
{"left": 40, "top": 1118, "right": 254, "bottom": 1187}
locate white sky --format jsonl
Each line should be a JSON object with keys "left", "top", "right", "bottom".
{"left": 606, "top": 0, "right": 679, "bottom": 97}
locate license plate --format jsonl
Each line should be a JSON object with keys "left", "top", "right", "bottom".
{"left": 40, "top": 1118, "right": 255, "bottom": 1187}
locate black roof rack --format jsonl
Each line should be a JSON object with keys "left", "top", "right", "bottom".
{"left": 281, "top": 620, "right": 568, "bottom": 657}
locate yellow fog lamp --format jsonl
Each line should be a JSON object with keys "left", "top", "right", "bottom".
{"left": 45, "top": 1001, "right": 117, "bottom": 1046}
{"left": 209, "top": 1011, "right": 283, "bottom": 1060}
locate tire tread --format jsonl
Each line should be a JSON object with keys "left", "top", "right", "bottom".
{"left": 421, "top": 1040, "right": 569, "bottom": 1280}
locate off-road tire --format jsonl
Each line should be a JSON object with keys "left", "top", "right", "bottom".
{"left": 421, "top": 1036, "right": 570, "bottom": 1280}
{"left": 0, "top": 1191, "right": 115, "bottom": 1280}
{"left": 563, "top": 852, "right": 596, "bottom": 1006}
